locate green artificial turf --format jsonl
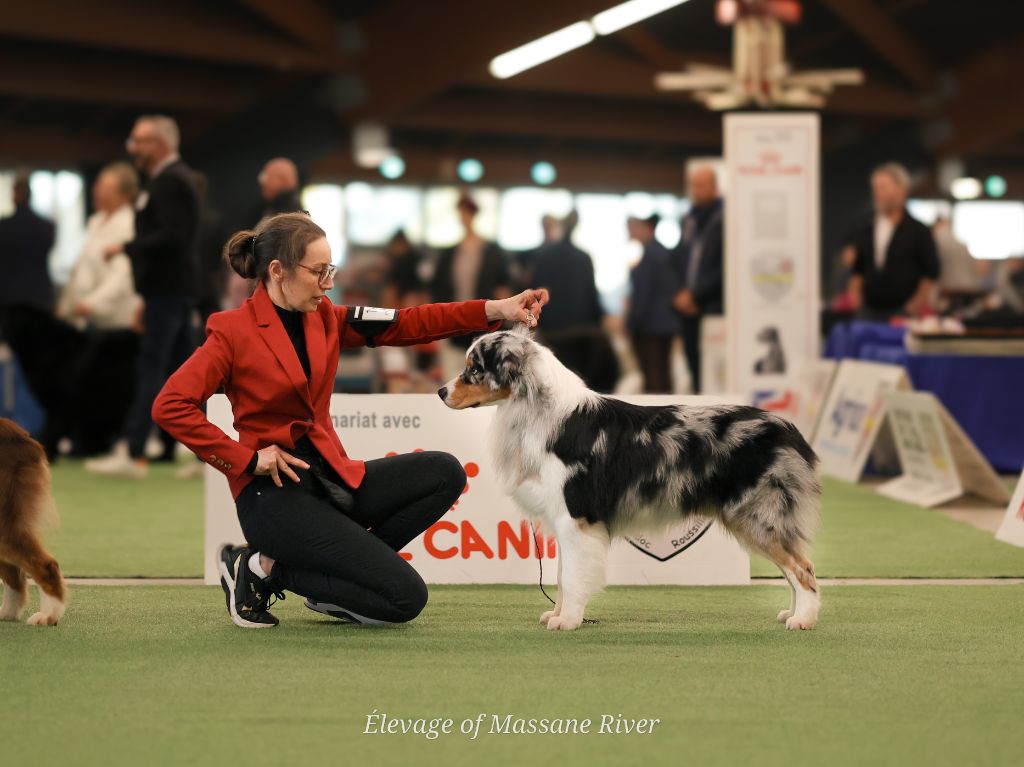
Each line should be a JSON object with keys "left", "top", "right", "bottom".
{"left": 2, "top": 584, "right": 1022, "bottom": 767}
{"left": 47, "top": 462, "right": 1024, "bottom": 579}
{"left": 48, "top": 460, "right": 203, "bottom": 578}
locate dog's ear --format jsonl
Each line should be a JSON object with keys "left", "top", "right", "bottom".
{"left": 494, "top": 346, "right": 521, "bottom": 386}
{"left": 510, "top": 322, "right": 532, "bottom": 338}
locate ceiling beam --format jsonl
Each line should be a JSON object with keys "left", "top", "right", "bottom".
{"left": 616, "top": 26, "right": 728, "bottom": 70}
{"left": 818, "top": 0, "right": 935, "bottom": 89}
{"left": 0, "top": 50, "right": 254, "bottom": 111}
{"left": 939, "top": 35, "right": 1024, "bottom": 157}
{"left": 462, "top": 47, "right": 927, "bottom": 119}
{"left": 353, "top": 0, "right": 615, "bottom": 120}
{"left": 389, "top": 91, "right": 723, "bottom": 147}
{"left": 0, "top": 127, "right": 123, "bottom": 166}
{"left": 311, "top": 144, "right": 687, "bottom": 194}
{"left": 0, "top": 0, "right": 349, "bottom": 72}
{"left": 240, "top": 0, "right": 336, "bottom": 50}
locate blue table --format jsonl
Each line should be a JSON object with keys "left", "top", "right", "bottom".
{"left": 825, "top": 322, "right": 1023, "bottom": 473}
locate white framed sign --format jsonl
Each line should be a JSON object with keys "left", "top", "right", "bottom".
{"left": 724, "top": 112, "right": 820, "bottom": 410}
{"left": 878, "top": 391, "right": 1010, "bottom": 508}
{"left": 878, "top": 391, "right": 964, "bottom": 507}
{"left": 811, "top": 359, "right": 909, "bottom": 482}
{"left": 204, "top": 394, "right": 750, "bottom": 586}
{"left": 996, "top": 471, "right": 1024, "bottom": 548}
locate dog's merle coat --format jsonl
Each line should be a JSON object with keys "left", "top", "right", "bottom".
{"left": 441, "top": 327, "right": 821, "bottom": 632}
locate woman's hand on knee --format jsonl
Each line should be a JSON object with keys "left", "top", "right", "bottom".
{"left": 254, "top": 445, "right": 309, "bottom": 487}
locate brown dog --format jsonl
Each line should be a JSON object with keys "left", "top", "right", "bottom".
{"left": 0, "top": 418, "right": 67, "bottom": 625}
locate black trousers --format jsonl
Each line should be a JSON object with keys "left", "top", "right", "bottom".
{"left": 126, "top": 297, "right": 196, "bottom": 458}
{"left": 680, "top": 315, "right": 702, "bottom": 395}
{"left": 630, "top": 333, "right": 673, "bottom": 394}
{"left": 235, "top": 450, "right": 465, "bottom": 623}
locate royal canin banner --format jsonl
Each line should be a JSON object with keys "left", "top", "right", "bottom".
{"left": 204, "top": 394, "right": 750, "bottom": 586}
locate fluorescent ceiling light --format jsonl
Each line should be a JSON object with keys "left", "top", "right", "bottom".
{"left": 489, "top": 21, "right": 595, "bottom": 79}
{"left": 592, "top": 0, "right": 690, "bottom": 36}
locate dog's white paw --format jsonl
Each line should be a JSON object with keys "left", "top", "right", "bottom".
{"left": 540, "top": 610, "right": 558, "bottom": 625}
{"left": 784, "top": 614, "right": 817, "bottom": 631}
{"left": 776, "top": 609, "right": 794, "bottom": 624}
{"left": 546, "top": 615, "right": 582, "bottom": 631}
{"left": 26, "top": 611, "right": 60, "bottom": 626}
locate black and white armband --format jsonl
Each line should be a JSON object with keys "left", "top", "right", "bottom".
{"left": 345, "top": 306, "right": 399, "bottom": 347}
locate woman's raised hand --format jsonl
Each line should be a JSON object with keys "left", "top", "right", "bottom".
{"left": 486, "top": 288, "right": 550, "bottom": 328}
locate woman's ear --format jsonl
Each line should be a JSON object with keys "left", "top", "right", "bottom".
{"left": 267, "top": 259, "right": 284, "bottom": 282}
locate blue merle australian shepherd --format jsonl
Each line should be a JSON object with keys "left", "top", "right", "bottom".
{"left": 439, "top": 326, "right": 821, "bottom": 632}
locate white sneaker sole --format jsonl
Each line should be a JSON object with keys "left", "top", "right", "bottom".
{"left": 303, "top": 599, "right": 390, "bottom": 625}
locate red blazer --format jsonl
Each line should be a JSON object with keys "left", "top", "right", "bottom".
{"left": 152, "top": 281, "right": 499, "bottom": 499}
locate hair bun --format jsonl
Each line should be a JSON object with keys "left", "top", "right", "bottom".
{"left": 225, "top": 230, "right": 259, "bottom": 279}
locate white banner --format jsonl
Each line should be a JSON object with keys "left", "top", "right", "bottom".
{"left": 812, "top": 359, "right": 909, "bottom": 482}
{"left": 204, "top": 394, "right": 750, "bottom": 586}
{"left": 724, "top": 112, "right": 820, "bottom": 409}
{"left": 996, "top": 471, "right": 1024, "bottom": 548}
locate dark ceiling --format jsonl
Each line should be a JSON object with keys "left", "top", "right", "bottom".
{"left": 1, "top": 0, "right": 1022, "bottom": 195}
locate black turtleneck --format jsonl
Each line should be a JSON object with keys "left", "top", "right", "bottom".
{"left": 274, "top": 303, "right": 310, "bottom": 378}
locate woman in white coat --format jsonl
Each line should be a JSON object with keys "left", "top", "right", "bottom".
{"left": 58, "top": 162, "right": 141, "bottom": 330}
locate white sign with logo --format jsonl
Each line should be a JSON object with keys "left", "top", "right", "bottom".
{"left": 995, "top": 471, "right": 1024, "bottom": 548}
{"left": 204, "top": 394, "right": 750, "bottom": 586}
{"left": 812, "top": 359, "right": 909, "bottom": 482}
{"left": 724, "top": 112, "right": 820, "bottom": 411}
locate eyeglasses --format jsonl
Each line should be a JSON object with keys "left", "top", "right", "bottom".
{"left": 296, "top": 263, "right": 337, "bottom": 284}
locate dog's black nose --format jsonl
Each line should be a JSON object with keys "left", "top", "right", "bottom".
{"left": 437, "top": 387, "right": 448, "bottom": 401}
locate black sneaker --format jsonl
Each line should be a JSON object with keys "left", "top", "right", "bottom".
{"left": 217, "top": 544, "right": 283, "bottom": 629}
{"left": 304, "top": 598, "right": 361, "bottom": 623}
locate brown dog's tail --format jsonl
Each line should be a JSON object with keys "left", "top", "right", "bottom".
{"left": 0, "top": 418, "right": 58, "bottom": 536}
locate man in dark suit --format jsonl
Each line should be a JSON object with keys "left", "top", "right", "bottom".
{"left": 0, "top": 174, "right": 56, "bottom": 317}
{"left": 673, "top": 165, "right": 724, "bottom": 394}
{"left": 86, "top": 115, "right": 200, "bottom": 478}
{"left": 846, "top": 162, "right": 939, "bottom": 321}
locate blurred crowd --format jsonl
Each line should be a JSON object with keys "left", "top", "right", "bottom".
{"left": 1, "top": 115, "right": 1022, "bottom": 472}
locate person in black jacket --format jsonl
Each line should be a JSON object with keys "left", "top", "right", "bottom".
{"left": 430, "top": 193, "right": 511, "bottom": 350}
{"left": 86, "top": 115, "right": 200, "bottom": 478}
{"left": 255, "top": 158, "right": 303, "bottom": 224}
{"left": 846, "top": 162, "right": 939, "bottom": 321}
{"left": 673, "top": 165, "right": 724, "bottom": 394}
{"left": 0, "top": 174, "right": 55, "bottom": 317}
{"left": 531, "top": 211, "right": 617, "bottom": 391}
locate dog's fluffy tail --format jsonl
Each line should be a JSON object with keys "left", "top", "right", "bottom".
{"left": 0, "top": 419, "right": 59, "bottom": 537}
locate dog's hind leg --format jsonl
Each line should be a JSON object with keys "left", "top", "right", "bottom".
{"left": 540, "top": 555, "right": 563, "bottom": 626}
{"left": 752, "top": 539, "right": 819, "bottom": 631}
{"left": 8, "top": 536, "right": 67, "bottom": 626}
{"left": 545, "top": 517, "right": 609, "bottom": 631}
{"left": 0, "top": 560, "right": 28, "bottom": 621}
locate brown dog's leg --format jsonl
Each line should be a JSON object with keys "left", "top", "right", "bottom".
{"left": 9, "top": 537, "right": 67, "bottom": 626}
{"left": 0, "top": 560, "right": 29, "bottom": 621}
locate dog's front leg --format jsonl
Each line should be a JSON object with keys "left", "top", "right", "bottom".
{"left": 546, "top": 517, "right": 610, "bottom": 631}
{"left": 539, "top": 555, "right": 563, "bottom": 626}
